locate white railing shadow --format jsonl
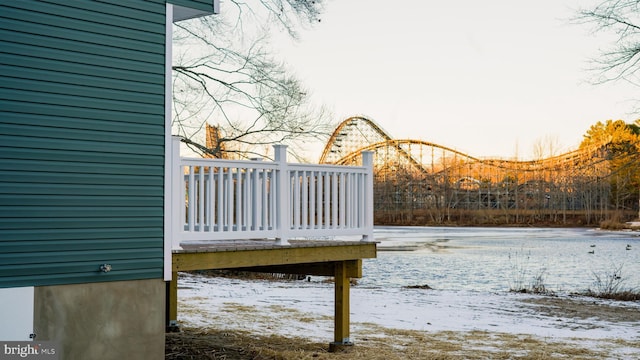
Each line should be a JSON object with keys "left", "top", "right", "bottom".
{"left": 169, "top": 136, "right": 374, "bottom": 249}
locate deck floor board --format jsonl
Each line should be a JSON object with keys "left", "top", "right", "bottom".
{"left": 174, "top": 240, "right": 375, "bottom": 253}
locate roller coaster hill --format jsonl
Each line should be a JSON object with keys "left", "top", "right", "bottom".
{"left": 319, "top": 116, "right": 640, "bottom": 226}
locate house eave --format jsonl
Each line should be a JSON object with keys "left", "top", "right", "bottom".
{"left": 173, "top": 1, "right": 219, "bottom": 22}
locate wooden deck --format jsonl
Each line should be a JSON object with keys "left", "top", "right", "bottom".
{"left": 167, "top": 239, "right": 377, "bottom": 351}
{"left": 165, "top": 139, "right": 377, "bottom": 350}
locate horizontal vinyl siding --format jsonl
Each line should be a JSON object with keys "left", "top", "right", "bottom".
{"left": 0, "top": 0, "right": 168, "bottom": 287}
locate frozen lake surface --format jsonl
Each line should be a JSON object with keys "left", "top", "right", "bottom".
{"left": 177, "top": 227, "right": 640, "bottom": 358}
{"left": 365, "top": 226, "right": 640, "bottom": 292}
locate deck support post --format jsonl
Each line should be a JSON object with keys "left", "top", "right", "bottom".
{"left": 166, "top": 271, "right": 179, "bottom": 332}
{"left": 329, "top": 261, "right": 353, "bottom": 352}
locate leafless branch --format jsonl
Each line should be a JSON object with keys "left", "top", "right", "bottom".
{"left": 171, "top": 0, "right": 333, "bottom": 159}
{"left": 574, "top": 0, "right": 640, "bottom": 84}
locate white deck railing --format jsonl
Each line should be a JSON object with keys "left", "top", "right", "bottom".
{"left": 169, "top": 136, "right": 374, "bottom": 249}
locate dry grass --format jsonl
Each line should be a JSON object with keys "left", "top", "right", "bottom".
{"left": 598, "top": 219, "right": 629, "bottom": 230}
{"left": 581, "top": 289, "right": 640, "bottom": 301}
{"left": 167, "top": 297, "right": 640, "bottom": 359}
{"left": 374, "top": 209, "right": 638, "bottom": 227}
{"left": 171, "top": 276, "right": 640, "bottom": 359}
{"left": 519, "top": 296, "right": 640, "bottom": 324}
{"left": 166, "top": 325, "right": 636, "bottom": 360}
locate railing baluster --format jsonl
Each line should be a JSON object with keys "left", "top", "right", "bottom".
{"left": 331, "top": 172, "right": 338, "bottom": 229}
{"left": 318, "top": 172, "right": 324, "bottom": 229}
{"left": 345, "top": 172, "right": 351, "bottom": 228}
{"left": 207, "top": 166, "right": 214, "bottom": 231}
{"left": 262, "top": 169, "right": 268, "bottom": 230}
{"left": 345, "top": 172, "right": 351, "bottom": 229}
{"left": 268, "top": 168, "right": 274, "bottom": 231}
{"left": 216, "top": 166, "right": 223, "bottom": 232}
{"left": 339, "top": 172, "right": 346, "bottom": 229}
{"left": 309, "top": 171, "right": 315, "bottom": 229}
{"left": 348, "top": 172, "right": 353, "bottom": 227}
{"left": 293, "top": 170, "right": 300, "bottom": 230}
{"left": 301, "top": 171, "right": 307, "bottom": 230}
{"left": 235, "top": 167, "right": 242, "bottom": 232}
{"left": 173, "top": 142, "right": 373, "bottom": 243}
{"left": 198, "top": 167, "right": 204, "bottom": 232}
{"left": 324, "top": 172, "right": 330, "bottom": 229}
{"left": 251, "top": 168, "right": 258, "bottom": 231}
{"left": 242, "top": 168, "right": 248, "bottom": 231}
{"left": 226, "top": 167, "right": 233, "bottom": 231}
{"left": 350, "top": 172, "right": 357, "bottom": 228}
{"left": 188, "top": 167, "right": 195, "bottom": 232}
{"left": 358, "top": 172, "right": 364, "bottom": 228}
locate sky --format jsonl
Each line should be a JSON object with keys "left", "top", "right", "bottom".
{"left": 272, "top": 0, "right": 639, "bottom": 160}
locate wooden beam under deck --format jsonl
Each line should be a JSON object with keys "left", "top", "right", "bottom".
{"left": 172, "top": 240, "right": 376, "bottom": 272}
{"left": 234, "top": 259, "right": 363, "bottom": 278}
{"left": 168, "top": 240, "right": 377, "bottom": 350}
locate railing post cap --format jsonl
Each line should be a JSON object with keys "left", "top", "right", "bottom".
{"left": 273, "top": 144, "right": 288, "bottom": 161}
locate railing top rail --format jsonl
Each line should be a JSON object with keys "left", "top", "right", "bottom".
{"left": 179, "top": 155, "right": 370, "bottom": 172}
{"left": 180, "top": 156, "right": 278, "bottom": 168}
{"left": 288, "top": 162, "right": 368, "bottom": 172}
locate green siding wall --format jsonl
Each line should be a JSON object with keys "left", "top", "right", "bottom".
{"left": 0, "top": 0, "right": 171, "bottom": 287}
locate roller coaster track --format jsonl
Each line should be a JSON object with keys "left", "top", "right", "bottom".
{"left": 320, "top": 116, "right": 607, "bottom": 177}
{"left": 320, "top": 116, "right": 393, "bottom": 164}
{"left": 319, "top": 116, "right": 638, "bottom": 222}
{"left": 320, "top": 116, "right": 440, "bottom": 176}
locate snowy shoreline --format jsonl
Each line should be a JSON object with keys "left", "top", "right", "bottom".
{"left": 177, "top": 273, "right": 640, "bottom": 358}
{"left": 176, "top": 227, "right": 640, "bottom": 358}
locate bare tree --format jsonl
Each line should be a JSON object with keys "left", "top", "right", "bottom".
{"left": 172, "top": 0, "right": 333, "bottom": 160}
{"left": 575, "top": 1, "right": 640, "bottom": 218}
{"left": 532, "top": 135, "right": 562, "bottom": 160}
{"left": 574, "top": 0, "right": 640, "bottom": 86}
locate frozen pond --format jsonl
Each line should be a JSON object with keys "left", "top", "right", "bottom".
{"left": 177, "top": 226, "right": 640, "bottom": 357}
{"left": 361, "top": 226, "right": 640, "bottom": 293}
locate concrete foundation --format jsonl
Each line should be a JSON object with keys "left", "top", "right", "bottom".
{"left": 33, "top": 279, "right": 165, "bottom": 360}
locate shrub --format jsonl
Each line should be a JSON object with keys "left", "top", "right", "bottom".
{"left": 507, "top": 249, "right": 531, "bottom": 292}
{"left": 507, "top": 249, "right": 553, "bottom": 295}
{"left": 599, "top": 219, "right": 627, "bottom": 230}
{"left": 580, "top": 265, "right": 640, "bottom": 301}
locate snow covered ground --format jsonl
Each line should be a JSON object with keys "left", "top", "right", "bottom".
{"left": 177, "top": 272, "right": 640, "bottom": 359}
{"left": 175, "top": 227, "right": 640, "bottom": 357}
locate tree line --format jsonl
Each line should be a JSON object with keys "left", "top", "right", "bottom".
{"left": 373, "top": 119, "right": 639, "bottom": 226}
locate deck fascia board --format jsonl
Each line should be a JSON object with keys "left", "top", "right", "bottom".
{"left": 172, "top": 241, "right": 377, "bottom": 272}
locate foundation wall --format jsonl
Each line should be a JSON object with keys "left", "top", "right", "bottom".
{"left": 34, "top": 279, "right": 165, "bottom": 360}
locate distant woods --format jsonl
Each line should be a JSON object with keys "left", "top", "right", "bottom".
{"left": 381, "top": 0, "right": 640, "bottom": 227}
{"left": 372, "top": 119, "right": 640, "bottom": 227}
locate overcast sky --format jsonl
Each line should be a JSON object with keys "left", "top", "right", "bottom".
{"left": 273, "top": 0, "right": 638, "bottom": 160}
